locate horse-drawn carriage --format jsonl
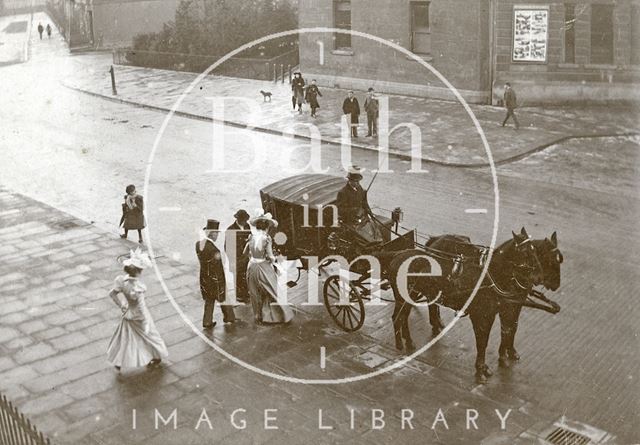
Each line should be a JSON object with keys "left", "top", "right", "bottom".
{"left": 259, "top": 173, "right": 416, "bottom": 331}
{"left": 259, "top": 172, "right": 563, "bottom": 382}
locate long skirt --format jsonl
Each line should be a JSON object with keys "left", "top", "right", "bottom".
{"left": 247, "top": 261, "right": 294, "bottom": 324}
{"left": 107, "top": 310, "right": 168, "bottom": 368}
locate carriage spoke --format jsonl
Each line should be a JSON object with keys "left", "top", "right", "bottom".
{"left": 341, "top": 307, "right": 347, "bottom": 328}
{"left": 345, "top": 307, "right": 356, "bottom": 329}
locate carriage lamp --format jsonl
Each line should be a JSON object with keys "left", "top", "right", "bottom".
{"left": 392, "top": 207, "right": 403, "bottom": 232}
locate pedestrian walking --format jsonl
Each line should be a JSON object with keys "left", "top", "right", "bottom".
{"left": 342, "top": 91, "right": 361, "bottom": 138}
{"left": 244, "top": 210, "right": 294, "bottom": 325}
{"left": 305, "top": 79, "right": 322, "bottom": 117}
{"left": 120, "top": 184, "right": 145, "bottom": 243}
{"left": 364, "top": 87, "right": 379, "bottom": 137}
{"left": 501, "top": 82, "right": 520, "bottom": 129}
{"left": 197, "top": 219, "right": 237, "bottom": 329}
{"left": 225, "top": 209, "right": 251, "bottom": 304}
{"left": 107, "top": 248, "right": 168, "bottom": 371}
{"left": 37, "top": 23, "right": 43, "bottom": 40}
{"left": 291, "top": 72, "right": 305, "bottom": 114}
{"left": 46, "top": 24, "right": 52, "bottom": 39}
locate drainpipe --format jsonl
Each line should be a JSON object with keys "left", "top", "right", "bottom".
{"left": 488, "top": 0, "right": 496, "bottom": 105}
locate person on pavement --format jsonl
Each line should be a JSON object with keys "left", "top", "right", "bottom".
{"left": 37, "top": 23, "right": 44, "bottom": 40}
{"left": 107, "top": 248, "right": 168, "bottom": 372}
{"left": 291, "top": 72, "right": 305, "bottom": 114}
{"left": 305, "top": 79, "right": 322, "bottom": 118}
{"left": 364, "top": 87, "right": 379, "bottom": 137}
{"left": 336, "top": 166, "right": 384, "bottom": 246}
{"left": 501, "top": 82, "right": 520, "bottom": 129}
{"left": 342, "top": 91, "right": 360, "bottom": 138}
{"left": 244, "top": 211, "right": 293, "bottom": 325}
{"left": 197, "top": 219, "right": 237, "bottom": 329}
{"left": 120, "top": 184, "right": 145, "bottom": 243}
{"left": 46, "top": 24, "right": 52, "bottom": 39}
{"left": 225, "top": 209, "right": 251, "bottom": 304}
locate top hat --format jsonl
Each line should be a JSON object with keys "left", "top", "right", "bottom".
{"left": 123, "top": 247, "right": 152, "bottom": 270}
{"left": 346, "top": 165, "right": 363, "bottom": 181}
{"left": 249, "top": 209, "right": 279, "bottom": 229}
{"left": 203, "top": 219, "right": 220, "bottom": 231}
{"left": 234, "top": 209, "right": 250, "bottom": 221}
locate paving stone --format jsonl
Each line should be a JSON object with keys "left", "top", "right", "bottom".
{"left": 0, "top": 356, "right": 16, "bottom": 372}
{"left": 0, "top": 364, "right": 39, "bottom": 389}
{"left": 63, "top": 274, "right": 90, "bottom": 285}
{"left": 18, "top": 318, "right": 48, "bottom": 334}
{"left": 0, "top": 271, "right": 26, "bottom": 285}
{"left": 14, "top": 342, "right": 58, "bottom": 364}
{"left": 5, "top": 335, "right": 33, "bottom": 349}
{"left": 43, "top": 310, "right": 81, "bottom": 326}
{"left": 58, "top": 369, "right": 117, "bottom": 400}
{"left": 33, "top": 326, "right": 67, "bottom": 341}
{"left": 0, "top": 326, "right": 21, "bottom": 342}
{"left": 0, "top": 310, "right": 31, "bottom": 325}
{"left": 49, "top": 331, "right": 92, "bottom": 352}
{"left": 23, "top": 355, "right": 108, "bottom": 393}
{"left": 20, "top": 391, "right": 75, "bottom": 416}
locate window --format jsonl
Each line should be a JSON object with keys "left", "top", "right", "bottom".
{"left": 512, "top": 7, "right": 549, "bottom": 62}
{"left": 590, "top": 4, "right": 614, "bottom": 64}
{"left": 334, "top": 1, "right": 351, "bottom": 50}
{"left": 411, "top": 2, "right": 431, "bottom": 54}
{"left": 563, "top": 4, "right": 576, "bottom": 63}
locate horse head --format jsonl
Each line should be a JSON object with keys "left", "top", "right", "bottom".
{"left": 494, "top": 227, "right": 544, "bottom": 289}
{"left": 533, "top": 231, "right": 563, "bottom": 291}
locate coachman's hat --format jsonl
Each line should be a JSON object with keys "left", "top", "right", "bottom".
{"left": 346, "top": 165, "right": 363, "bottom": 181}
{"left": 203, "top": 219, "right": 220, "bottom": 231}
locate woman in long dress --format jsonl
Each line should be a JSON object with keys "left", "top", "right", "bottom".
{"left": 244, "top": 212, "right": 294, "bottom": 324}
{"left": 107, "top": 248, "right": 168, "bottom": 371}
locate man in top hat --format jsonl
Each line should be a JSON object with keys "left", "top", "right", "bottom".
{"left": 196, "top": 219, "right": 236, "bottom": 329}
{"left": 225, "top": 209, "right": 251, "bottom": 303}
{"left": 336, "top": 166, "right": 383, "bottom": 246}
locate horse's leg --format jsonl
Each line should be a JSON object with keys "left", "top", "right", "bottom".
{"left": 470, "top": 307, "right": 496, "bottom": 384}
{"left": 392, "top": 301, "right": 405, "bottom": 350}
{"left": 402, "top": 303, "right": 415, "bottom": 352}
{"left": 428, "top": 303, "right": 445, "bottom": 335}
{"left": 498, "top": 303, "right": 522, "bottom": 367}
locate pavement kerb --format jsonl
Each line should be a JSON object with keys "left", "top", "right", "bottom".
{"left": 61, "top": 81, "right": 639, "bottom": 169}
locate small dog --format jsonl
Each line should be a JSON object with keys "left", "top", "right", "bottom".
{"left": 260, "top": 90, "right": 272, "bottom": 102}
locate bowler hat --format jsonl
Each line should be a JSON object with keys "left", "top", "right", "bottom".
{"left": 203, "top": 219, "right": 220, "bottom": 231}
{"left": 346, "top": 165, "right": 363, "bottom": 181}
{"left": 367, "top": 87, "right": 374, "bottom": 92}
{"left": 234, "top": 209, "right": 250, "bottom": 221}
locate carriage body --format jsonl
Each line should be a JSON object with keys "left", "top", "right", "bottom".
{"left": 259, "top": 174, "right": 417, "bottom": 332}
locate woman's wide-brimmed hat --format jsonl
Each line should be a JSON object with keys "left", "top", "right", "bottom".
{"left": 234, "top": 209, "right": 250, "bottom": 221}
{"left": 249, "top": 209, "right": 278, "bottom": 228}
{"left": 123, "top": 247, "right": 152, "bottom": 269}
{"left": 346, "top": 165, "right": 363, "bottom": 181}
{"left": 203, "top": 219, "right": 220, "bottom": 231}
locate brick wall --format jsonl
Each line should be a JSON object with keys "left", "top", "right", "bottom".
{"left": 299, "top": 0, "right": 491, "bottom": 103}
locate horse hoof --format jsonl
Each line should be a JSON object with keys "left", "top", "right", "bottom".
{"left": 431, "top": 326, "right": 442, "bottom": 336}
{"left": 483, "top": 366, "right": 493, "bottom": 377}
{"left": 475, "top": 373, "right": 488, "bottom": 384}
{"left": 508, "top": 350, "right": 520, "bottom": 361}
{"left": 498, "top": 356, "right": 510, "bottom": 368}
{"left": 405, "top": 341, "right": 416, "bottom": 352}
{"left": 395, "top": 339, "right": 404, "bottom": 351}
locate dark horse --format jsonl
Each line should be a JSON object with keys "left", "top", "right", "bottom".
{"left": 493, "top": 231, "right": 562, "bottom": 369}
{"left": 389, "top": 227, "right": 546, "bottom": 383}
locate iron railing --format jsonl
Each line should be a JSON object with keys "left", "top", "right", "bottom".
{"left": 0, "top": 393, "right": 51, "bottom": 445}
{"left": 113, "top": 48, "right": 299, "bottom": 82}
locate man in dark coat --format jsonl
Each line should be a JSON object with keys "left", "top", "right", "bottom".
{"left": 305, "top": 79, "right": 322, "bottom": 117}
{"left": 291, "top": 72, "right": 305, "bottom": 113}
{"left": 196, "top": 219, "right": 236, "bottom": 328}
{"left": 225, "top": 209, "right": 251, "bottom": 303}
{"left": 364, "top": 87, "right": 379, "bottom": 137}
{"left": 37, "top": 23, "right": 43, "bottom": 40}
{"left": 342, "top": 91, "right": 360, "bottom": 138}
{"left": 501, "top": 82, "right": 520, "bottom": 129}
{"left": 336, "top": 166, "right": 383, "bottom": 246}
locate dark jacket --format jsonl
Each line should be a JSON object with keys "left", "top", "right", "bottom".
{"left": 196, "top": 239, "right": 226, "bottom": 302}
{"left": 292, "top": 77, "right": 305, "bottom": 96}
{"left": 336, "top": 182, "right": 370, "bottom": 224}
{"left": 342, "top": 97, "right": 360, "bottom": 123}
{"left": 305, "top": 84, "right": 322, "bottom": 108}
{"left": 504, "top": 89, "right": 517, "bottom": 109}
{"left": 224, "top": 221, "right": 251, "bottom": 266}
{"left": 364, "top": 96, "right": 379, "bottom": 116}
{"left": 122, "top": 195, "right": 145, "bottom": 230}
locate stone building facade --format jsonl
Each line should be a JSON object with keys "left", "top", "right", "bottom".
{"left": 298, "top": 0, "right": 640, "bottom": 104}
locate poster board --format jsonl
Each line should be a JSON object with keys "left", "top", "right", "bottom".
{"left": 512, "top": 6, "right": 549, "bottom": 62}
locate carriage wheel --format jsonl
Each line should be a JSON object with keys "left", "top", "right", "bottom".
{"left": 323, "top": 275, "right": 365, "bottom": 332}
